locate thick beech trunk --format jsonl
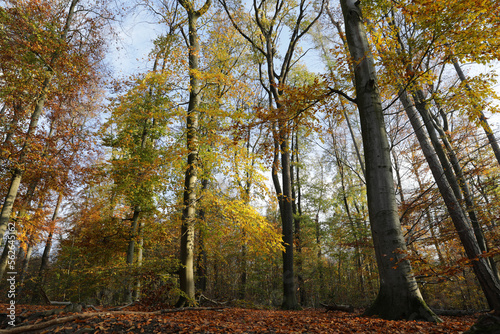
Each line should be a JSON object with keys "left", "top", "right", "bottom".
{"left": 279, "top": 129, "right": 299, "bottom": 309}
{"left": 340, "top": 0, "right": 439, "bottom": 321}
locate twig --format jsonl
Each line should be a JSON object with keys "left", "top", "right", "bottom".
{"left": 109, "top": 301, "right": 136, "bottom": 311}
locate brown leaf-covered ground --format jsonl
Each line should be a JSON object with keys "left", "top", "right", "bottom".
{"left": 0, "top": 304, "right": 479, "bottom": 333}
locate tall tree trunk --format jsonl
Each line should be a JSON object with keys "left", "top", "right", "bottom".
{"left": 340, "top": 0, "right": 439, "bottom": 321}
{"left": 279, "top": 126, "right": 299, "bottom": 309}
{"left": 39, "top": 194, "right": 62, "bottom": 276}
{"left": 414, "top": 89, "right": 498, "bottom": 279}
{"left": 31, "top": 193, "right": 63, "bottom": 303}
{"left": 400, "top": 88, "right": 500, "bottom": 311}
{"left": 452, "top": 58, "right": 500, "bottom": 166}
{"left": 291, "top": 131, "right": 305, "bottom": 305}
{"left": 429, "top": 110, "right": 498, "bottom": 278}
{"left": 0, "top": 179, "right": 38, "bottom": 279}
{"left": 176, "top": 0, "right": 211, "bottom": 307}
{"left": 0, "top": 0, "right": 79, "bottom": 241}
{"left": 124, "top": 208, "right": 140, "bottom": 303}
{"left": 17, "top": 239, "right": 33, "bottom": 298}
{"left": 134, "top": 220, "right": 144, "bottom": 301}
{"left": 196, "top": 179, "right": 208, "bottom": 294}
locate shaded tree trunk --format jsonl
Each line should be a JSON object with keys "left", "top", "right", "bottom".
{"left": 340, "top": 0, "right": 439, "bottom": 321}
{"left": 124, "top": 208, "right": 140, "bottom": 303}
{"left": 279, "top": 126, "right": 299, "bottom": 309}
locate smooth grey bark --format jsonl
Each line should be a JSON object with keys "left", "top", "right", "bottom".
{"left": 176, "top": 0, "right": 211, "bottom": 307}
{"left": 414, "top": 89, "right": 499, "bottom": 282}
{"left": 400, "top": 88, "right": 500, "bottom": 311}
{"left": 452, "top": 58, "right": 500, "bottom": 166}
{"left": 325, "top": 4, "right": 366, "bottom": 180}
{"left": 0, "top": 179, "right": 38, "bottom": 279}
{"left": 340, "top": 0, "right": 439, "bottom": 321}
{"left": 134, "top": 220, "right": 144, "bottom": 301}
{"left": 430, "top": 111, "right": 498, "bottom": 279}
{"left": 0, "top": 240, "right": 11, "bottom": 282}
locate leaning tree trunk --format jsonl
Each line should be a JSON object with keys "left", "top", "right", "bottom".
{"left": 413, "top": 88, "right": 499, "bottom": 282}
{"left": 452, "top": 58, "right": 500, "bottom": 167}
{"left": 340, "top": 0, "right": 439, "bottom": 321}
{"left": 0, "top": 0, "right": 79, "bottom": 241}
{"left": 175, "top": 0, "right": 211, "bottom": 307}
{"left": 400, "top": 88, "right": 500, "bottom": 311}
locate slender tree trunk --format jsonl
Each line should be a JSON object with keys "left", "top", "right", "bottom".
{"left": 0, "top": 170, "right": 23, "bottom": 241}
{"left": 430, "top": 112, "right": 498, "bottom": 278}
{"left": 0, "top": 0, "right": 79, "bottom": 241}
{"left": 452, "top": 58, "right": 500, "bottom": 166}
{"left": 0, "top": 241, "right": 11, "bottom": 284}
{"left": 124, "top": 208, "right": 140, "bottom": 303}
{"left": 0, "top": 179, "right": 38, "bottom": 279}
{"left": 196, "top": 179, "right": 208, "bottom": 294}
{"left": 17, "top": 240, "right": 33, "bottom": 298}
{"left": 176, "top": 0, "right": 211, "bottom": 307}
{"left": 414, "top": 89, "right": 498, "bottom": 280}
{"left": 39, "top": 194, "right": 62, "bottom": 276}
{"left": 400, "top": 88, "right": 500, "bottom": 311}
{"left": 134, "top": 220, "right": 144, "bottom": 301}
{"left": 340, "top": 0, "right": 439, "bottom": 321}
{"left": 291, "top": 131, "right": 305, "bottom": 306}
{"left": 31, "top": 193, "right": 63, "bottom": 303}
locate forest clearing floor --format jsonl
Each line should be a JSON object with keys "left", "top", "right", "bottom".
{"left": 0, "top": 303, "right": 480, "bottom": 333}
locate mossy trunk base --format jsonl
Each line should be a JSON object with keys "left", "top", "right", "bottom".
{"left": 465, "top": 313, "right": 500, "bottom": 334}
{"left": 364, "top": 292, "right": 441, "bottom": 322}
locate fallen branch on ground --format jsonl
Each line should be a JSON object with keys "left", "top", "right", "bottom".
{"left": 110, "top": 301, "right": 136, "bottom": 311}
{"left": 0, "top": 307, "right": 226, "bottom": 333}
{"left": 320, "top": 302, "right": 355, "bottom": 313}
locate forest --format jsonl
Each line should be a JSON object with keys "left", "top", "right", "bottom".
{"left": 1, "top": 0, "right": 500, "bottom": 332}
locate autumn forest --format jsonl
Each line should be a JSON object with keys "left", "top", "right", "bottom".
{"left": 1, "top": 0, "right": 500, "bottom": 332}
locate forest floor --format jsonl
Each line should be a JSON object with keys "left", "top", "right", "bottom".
{"left": 0, "top": 303, "right": 480, "bottom": 333}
